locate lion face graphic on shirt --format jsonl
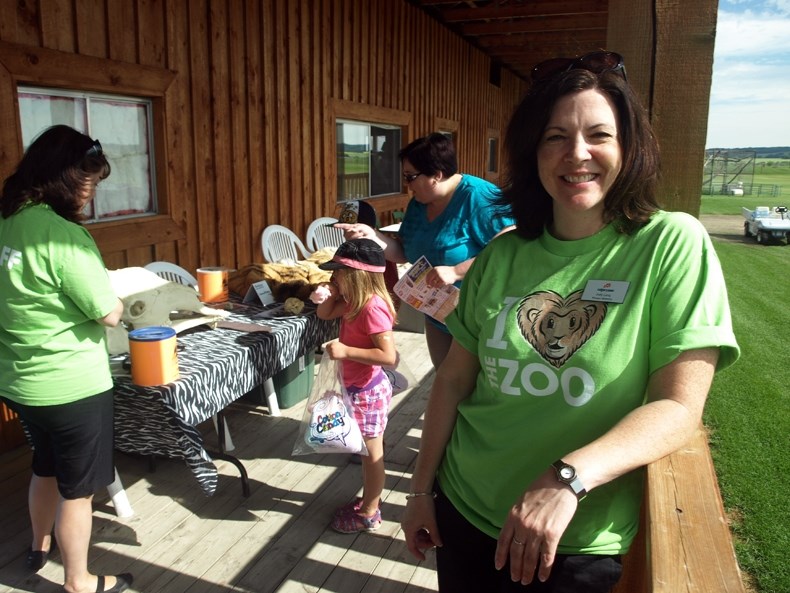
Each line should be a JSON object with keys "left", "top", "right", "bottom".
{"left": 516, "top": 290, "right": 607, "bottom": 368}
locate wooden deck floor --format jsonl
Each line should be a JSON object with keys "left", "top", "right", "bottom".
{"left": 0, "top": 330, "right": 439, "bottom": 593}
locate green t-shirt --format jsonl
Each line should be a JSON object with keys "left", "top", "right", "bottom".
{"left": 0, "top": 203, "right": 118, "bottom": 405}
{"left": 442, "top": 211, "right": 739, "bottom": 555}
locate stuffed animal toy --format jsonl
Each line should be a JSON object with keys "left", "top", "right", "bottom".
{"left": 228, "top": 247, "right": 334, "bottom": 302}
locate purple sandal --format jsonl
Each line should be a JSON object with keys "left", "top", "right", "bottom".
{"left": 331, "top": 507, "right": 382, "bottom": 533}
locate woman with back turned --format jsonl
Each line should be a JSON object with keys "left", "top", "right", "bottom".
{"left": 0, "top": 125, "right": 132, "bottom": 593}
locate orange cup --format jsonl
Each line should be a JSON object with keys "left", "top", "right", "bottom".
{"left": 197, "top": 267, "right": 229, "bottom": 302}
{"left": 128, "top": 326, "right": 180, "bottom": 387}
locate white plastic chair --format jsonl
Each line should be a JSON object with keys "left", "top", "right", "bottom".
{"left": 305, "top": 217, "right": 344, "bottom": 252}
{"left": 261, "top": 224, "right": 311, "bottom": 262}
{"left": 144, "top": 261, "right": 198, "bottom": 288}
{"left": 143, "top": 261, "right": 235, "bottom": 451}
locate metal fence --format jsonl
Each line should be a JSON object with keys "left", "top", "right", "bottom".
{"left": 704, "top": 182, "right": 781, "bottom": 197}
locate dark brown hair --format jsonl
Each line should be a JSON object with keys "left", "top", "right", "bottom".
{"left": 399, "top": 132, "right": 458, "bottom": 178}
{"left": 501, "top": 68, "right": 661, "bottom": 239}
{"left": 1, "top": 124, "right": 111, "bottom": 223}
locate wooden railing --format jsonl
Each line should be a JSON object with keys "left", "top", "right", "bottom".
{"left": 614, "top": 427, "right": 746, "bottom": 592}
{"left": 339, "top": 173, "right": 369, "bottom": 200}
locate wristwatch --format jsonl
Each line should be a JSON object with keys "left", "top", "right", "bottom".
{"left": 551, "top": 459, "right": 587, "bottom": 501}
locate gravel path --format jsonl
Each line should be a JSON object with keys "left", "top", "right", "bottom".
{"left": 699, "top": 214, "right": 749, "bottom": 244}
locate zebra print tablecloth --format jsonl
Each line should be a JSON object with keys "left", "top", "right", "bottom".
{"left": 112, "top": 304, "right": 338, "bottom": 495}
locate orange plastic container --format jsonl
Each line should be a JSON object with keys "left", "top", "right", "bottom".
{"left": 128, "top": 326, "right": 180, "bottom": 387}
{"left": 197, "top": 267, "right": 229, "bottom": 302}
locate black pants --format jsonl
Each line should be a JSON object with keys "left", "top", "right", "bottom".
{"left": 434, "top": 485, "right": 622, "bottom": 593}
{"left": 2, "top": 388, "right": 115, "bottom": 499}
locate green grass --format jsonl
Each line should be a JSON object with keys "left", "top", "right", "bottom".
{"left": 704, "top": 239, "right": 790, "bottom": 593}
{"left": 339, "top": 152, "right": 370, "bottom": 175}
{"left": 753, "top": 159, "right": 790, "bottom": 187}
{"left": 699, "top": 195, "right": 787, "bottom": 215}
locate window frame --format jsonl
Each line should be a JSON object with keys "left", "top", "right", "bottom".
{"left": 434, "top": 117, "right": 459, "bottom": 147}
{"left": 485, "top": 127, "right": 500, "bottom": 182}
{"left": 331, "top": 99, "right": 411, "bottom": 213}
{"left": 335, "top": 119, "right": 403, "bottom": 200}
{"left": 0, "top": 40, "right": 183, "bottom": 252}
{"left": 18, "top": 85, "right": 159, "bottom": 223}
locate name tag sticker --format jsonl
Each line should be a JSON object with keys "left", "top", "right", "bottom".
{"left": 582, "top": 280, "right": 629, "bottom": 304}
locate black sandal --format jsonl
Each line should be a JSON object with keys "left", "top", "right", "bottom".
{"left": 26, "top": 539, "right": 55, "bottom": 572}
{"left": 26, "top": 548, "right": 48, "bottom": 572}
{"left": 95, "top": 573, "right": 133, "bottom": 593}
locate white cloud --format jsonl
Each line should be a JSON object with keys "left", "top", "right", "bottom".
{"left": 706, "top": 3, "right": 790, "bottom": 147}
{"left": 714, "top": 11, "right": 790, "bottom": 56}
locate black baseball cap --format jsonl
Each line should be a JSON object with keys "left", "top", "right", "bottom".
{"left": 337, "top": 200, "right": 377, "bottom": 227}
{"left": 319, "top": 238, "right": 386, "bottom": 273}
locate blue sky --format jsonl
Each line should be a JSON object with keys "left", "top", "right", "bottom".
{"left": 706, "top": 0, "right": 790, "bottom": 148}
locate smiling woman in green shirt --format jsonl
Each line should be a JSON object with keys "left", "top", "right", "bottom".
{"left": 400, "top": 53, "right": 740, "bottom": 593}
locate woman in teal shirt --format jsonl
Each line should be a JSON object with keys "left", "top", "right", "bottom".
{"left": 338, "top": 133, "right": 515, "bottom": 368}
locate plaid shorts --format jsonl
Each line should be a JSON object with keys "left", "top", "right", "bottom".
{"left": 346, "top": 370, "right": 392, "bottom": 438}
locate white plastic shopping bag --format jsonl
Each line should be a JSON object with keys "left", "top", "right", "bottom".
{"left": 292, "top": 357, "right": 368, "bottom": 456}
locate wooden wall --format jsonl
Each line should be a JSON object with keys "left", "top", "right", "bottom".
{"left": 0, "top": 0, "right": 716, "bottom": 273}
{"left": 0, "top": 0, "right": 525, "bottom": 274}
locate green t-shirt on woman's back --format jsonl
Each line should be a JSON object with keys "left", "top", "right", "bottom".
{"left": 0, "top": 203, "right": 118, "bottom": 405}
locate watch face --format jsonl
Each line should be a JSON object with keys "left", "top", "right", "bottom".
{"left": 559, "top": 466, "right": 574, "bottom": 480}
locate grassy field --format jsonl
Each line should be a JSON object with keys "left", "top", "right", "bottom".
{"left": 339, "top": 152, "right": 370, "bottom": 175}
{"left": 701, "top": 158, "right": 789, "bottom": 215}
{"left": 705, "top": 237, "right": 789, "bottom": 593}
{"left": 753, "top": 158, "right": 790, "bottom": 186}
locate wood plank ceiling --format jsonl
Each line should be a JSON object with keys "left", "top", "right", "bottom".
{"left": 408, "top": 0, "right": 609, "bottom": 81}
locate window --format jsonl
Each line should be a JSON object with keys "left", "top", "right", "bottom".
{"left": 486, "top": 128, "right": 500, "bottom": 181}
{"left": 488, "top": 137, "right": 498, "bottom": 172}
{"left": 434, "top": 117, "right": 459, "bottom": 148}
{"left": 336, "top": 120, "right": 401, "bottom": 200}
{"left": 0, "top": 41, "right": 180, "bottom": 253}
{"left": 19, "top": 86, "right": 157, "bottom": 223}
{"left": 331, "top": 100, "right": 410, "bottom": 206}
{"left": 489, "top": 60, "right": 502, "bottom": 88}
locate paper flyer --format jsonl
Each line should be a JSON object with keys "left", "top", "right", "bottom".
{"left": 393, "top": 256, "right": 460, "bottom": 323}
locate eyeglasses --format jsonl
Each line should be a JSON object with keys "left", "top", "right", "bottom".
{"left": 85, "top": 139, "right": 103, "bottom": 157}
{"left": 402, "top": 172, "right": 422, "bottom": 183}
{"left": 531, "top": 51, "right": 627, "bottom": 82}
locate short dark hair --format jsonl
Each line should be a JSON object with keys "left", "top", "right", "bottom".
{"left": 399, "top": 132, "right": 458, "bottom": 178}
{"left": 1, "top": 124, "right": 111, "bottom": 222}
{"left": 501, "top": 69, "right": 661, "bottom": 239}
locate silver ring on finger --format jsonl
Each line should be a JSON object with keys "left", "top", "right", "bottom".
{"left": 513, "top": 537, "right": 525, "bottom": 546}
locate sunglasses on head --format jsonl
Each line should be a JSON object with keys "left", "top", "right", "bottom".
{"left": 85, "top": 139, "right": 103, "bottom": 157}
{"left": 531, "top": 51, "right": 627, "bottom": 83}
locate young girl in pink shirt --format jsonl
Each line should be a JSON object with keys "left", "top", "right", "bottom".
{"left": 313, "top": 238, "right": 397, "bottom": 533}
